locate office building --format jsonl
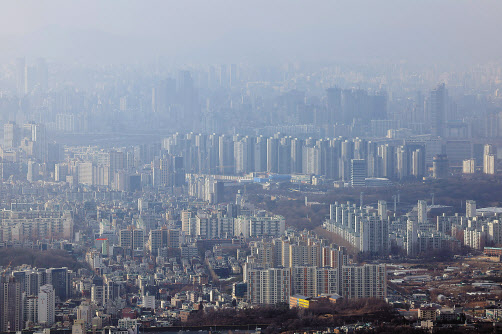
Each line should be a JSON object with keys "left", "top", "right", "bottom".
{"left": 350, "top": 159, "right": 367, "bottom": 187}
{"left": 432, "top": 154, "right": 449, "bottom": 179}
{"left": 430, "top": 83, "right": 447, "bottom": 137}
{"left": 47, "top": 268, "right": 69, "bottom": 301}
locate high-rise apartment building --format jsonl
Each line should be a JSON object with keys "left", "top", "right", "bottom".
{"left": 324, "top": 202, "right": 390, "bottom": 255}
{"left": 483, "top": 144, "right": 497, "bottom": 174}
{"left": 396, "top": 145, "right": 409, "bottom": 179}
{"left": 291, "top": 266, "right": 338, "bottom": 297}
{"left": 149, "top": 228, "right": 182, "bottom": 255}
{"left": 78, "top": 162, "right": 93, "bottom": 186}
{"left": 379, "top": 144, "right": 395, "bottom": 179}
{"left": 466, "top": 200, "right": 477, "bottom": 218}
{"left": 38, "top": 284, "right": 55, "bottom": 326}
{"left": 378, "top": 200, "right": 388, "bottom": 220}
{"left": 234, "top": 215, "right": 285, "bottom": 239}
{"left": 342, "top": 264, "right": 387, "bottom": 299}
{"left": 462, "top": 159, "right": 476, "bottom": 174}
{"left": 152, "top": 157, "right": 171, "bottom": 187}
{"left": 0, "top": 277, "right": 23, "bottom": 332}
{"left": 119, "top": 227, "right": 145, "bottom": 253}
{"left": 418, "top": 200, "right": 428, "bottom": 224}
{"left": 247, "top": 267, "right": 291, "bottom": 305}
{"left": 266, "top": 137, "right": 279, "bottom": 173}
{"left": 3, "top": 122, "right": 20, "bottom": 149}
{"left": 24, "top": 295, "right": 38, "bottom": 325}
{"left": 412, "top": 148, "right": 426, "bottom": 178}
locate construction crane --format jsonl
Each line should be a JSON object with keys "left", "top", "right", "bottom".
{"left": 1, "top": 261, "right": 12, "bottom": 277}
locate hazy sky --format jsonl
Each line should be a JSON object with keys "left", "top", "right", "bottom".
{"left": 1, "top": 1, "right": 502, "bottom": 65}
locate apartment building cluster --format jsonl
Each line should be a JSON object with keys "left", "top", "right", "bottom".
{"left": 324, "top": 199, "right": 463, "bottom": 256}
{"left": 323, "top": 198, "right": 502, "bottom": 256}
{"left": 0, "top": 208, "right": 74, "bottom": 242}
{"left": 323, "top": 200, "right": 390, "bottom": 255}
{"left": 162, "top": 131, "right": 502, "bottom": 183}
{"left": 243, "top": 232, "right": 387, "bottom": 305}
{"left": 462, "top": 144, "right": 499, "bottom": 175}
{"left": 2, "top": 132, "right": 501, "bottom": 190}
{"left": 400, "top": 201, "right": 462, "bottom": 256}
{"left": 163, "top": 132, "right": 430, "bottom": 184}
{"left": 1, "top": 122, "right": 49, "bottom": 163}
{"left": 1, "top": 267, "right": 74, "bottom": 331}
{"left": 54, "top": 147, "right": 144, "bottom": 191}
{"left": 401, "top": 199, "right": 502, "bottom": 254}
{"left": 181, "top": 207, "right": 285, "bottom": 240}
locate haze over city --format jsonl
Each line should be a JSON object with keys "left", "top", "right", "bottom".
{"left": 1, "top": 1, "right": 502, "bottom": 334}
{"left": 1, "top": 1, "right": 502, "bottom": 64}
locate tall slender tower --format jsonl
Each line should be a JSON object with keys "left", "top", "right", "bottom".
{"left": 466, "top": 200, "right": 477, "bottom": 218}
{"left": 430, "top": 83, "right": 447, "bottom": 137}
{"left": 418, "top": 200, "right": 427, "bottom": 224}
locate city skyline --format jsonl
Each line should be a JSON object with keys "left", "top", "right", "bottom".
{"left": 2, "top": 2, "right": 502, "bottom": 333}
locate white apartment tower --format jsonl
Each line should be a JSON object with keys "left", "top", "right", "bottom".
{"left": 466, "top": 200, "right": 476, "bottom": 218}
{"left": 38, "top": 284, "right": 55, "bottom": 326}
{"left": 378, "top": 200, "right": 388, "bottom": 220}
{"left": 483, "top": 144, "right": 497, "bottom": 175}
{"left": 418, "top": 200, "right": 427, "bottom": 224}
